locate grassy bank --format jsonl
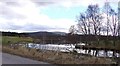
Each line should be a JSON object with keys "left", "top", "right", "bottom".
{"left": 82, "top": 40, "right": 120, "bottom": 51}
{"left": 2, "top": 36, "right": 33, "bottom": 45}
{"left": 2, "top": 45, "right": 114, "bottom": 64}
{"left": 1, "top": 36, "right": 118, "bottom": 64}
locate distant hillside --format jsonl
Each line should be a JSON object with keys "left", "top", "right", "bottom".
{"left": 1, "top": 31, "right": 67, "bottom": 44}
{"left": 51, "top": 32, "right": 66, "bottom": 36}
{"left": 27, "top": 31, "right": 66, "bottom": 38}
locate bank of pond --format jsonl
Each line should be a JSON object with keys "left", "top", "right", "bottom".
{"left": 10, "top": 43, "right": 120, "bottom": 58}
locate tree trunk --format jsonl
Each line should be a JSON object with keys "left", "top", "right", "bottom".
{"left": 93, "top": 50, "right": 95, "bottom": 56}
{"left": 88, "top": 49, "right": 91, "bottom": 55}
{"left": 113, "top": 50, "right": 115, "bottom": 57}
{"left": 95, "top": 50, "right": 98, "bottom": 57}
{"left": 105, "top": 50, "right": 108, "bottom": 57}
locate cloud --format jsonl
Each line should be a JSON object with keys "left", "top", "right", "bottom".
{"left": 0, "top": 0, "right": 77, "bottom": 33}
{"left": 31, "top": 0, "right": 119, "bottom": 8}
{"left": 0, "top": 0, "right": 118, "bottom": 33}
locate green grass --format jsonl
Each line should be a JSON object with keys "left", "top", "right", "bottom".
{"left": 2, "top": 36, "right": 33, "bottom": 45}
{"left": 86, "top": 40, "right": 120, "bottom": 51}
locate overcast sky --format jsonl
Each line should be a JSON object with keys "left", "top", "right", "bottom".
{"left": 0, "top": 0, "right": 119, "bottom": 33}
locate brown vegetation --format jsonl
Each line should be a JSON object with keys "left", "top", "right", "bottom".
{"left": 2, "top": 46, "right": 114, "bottom": 64}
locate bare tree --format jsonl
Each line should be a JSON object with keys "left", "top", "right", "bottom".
{"left": 103, "top": 1, "right": 119, "bottom": 57}
{"left": 87, "top": 5, "right": 103, "bottom": 56}
{"left": 68, "top": 25, "right": 78, "bottom": 44}
{"left": 102, "top": 1, "right": 114, "bottom": 57}
{"left": 76, "top": 4, "right": 103, "bottom": 56}
{"left": 109, "top": 8, "right": 118, "bottom": 57}
{"left": 69, "top": 25, "right": 77, "bottom": 35}
{"left": 77, "top": 4, "right": 103, "bottom": 38}
{"left": 103, "top": 1, "right": 113, "bottom": 35}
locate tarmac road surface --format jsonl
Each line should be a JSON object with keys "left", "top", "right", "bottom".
{"left": 2, "top": 53, "right": 49, "bottom": 64}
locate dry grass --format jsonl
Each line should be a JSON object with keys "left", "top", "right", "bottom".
{"left": 0, "top": 45, "right": 1, "bottom": 51}
{"left": 2, "top": 46, "right": 113, "bottom": 64}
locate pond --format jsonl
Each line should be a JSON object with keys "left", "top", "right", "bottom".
{"left": 13, "top": 43, "right": 120, "bottom": 58}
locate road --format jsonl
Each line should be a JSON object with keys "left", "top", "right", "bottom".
{"left": 2, "top": 53, "right": 49, "bottom": 64}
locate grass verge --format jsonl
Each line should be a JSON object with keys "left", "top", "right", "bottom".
{"left": 2, "top": 45, "right": 114, "bottom": 64}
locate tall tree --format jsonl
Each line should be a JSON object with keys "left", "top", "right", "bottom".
{"left": 109, "top": 8, "right": 118, "bottom": 57}
{"left": 77, "top": 4, "right": 103, "bottom": 41}
{"left": 103, "top": 1, "right": 119, "bottom": 57}
{"left": 102, "top": 2, "right": 113, "bottom": 57}
{"left": 76, "top": 4, "right": 103, "bottom": 56}
{"left": 103, "top": 1, "right": 112, "bottom": 38}
{"left": 77, "top": 5, "right": 103, "bottom": 35}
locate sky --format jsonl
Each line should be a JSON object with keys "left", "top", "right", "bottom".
{"left": 0, "top": 0, "right": 119, "bottom": 33}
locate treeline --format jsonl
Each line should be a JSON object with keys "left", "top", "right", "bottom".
{"left": 1, "top": 31, "right": 120, "bottom": 44}
{"left": 66, "top": 34, "right": 120, "bottom": 44}
{"left": 1, "top": 31, "right": 28, "bottom": 37}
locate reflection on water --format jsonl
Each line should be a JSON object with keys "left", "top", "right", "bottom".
{"left": 26, "top": 43, "right": 75, "bottom": 52}
{"left": 16, "top": 43, "right": 120, "bottom": 58}
{"left": 75, "top": 49, "right": 120, "bottom": 57}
